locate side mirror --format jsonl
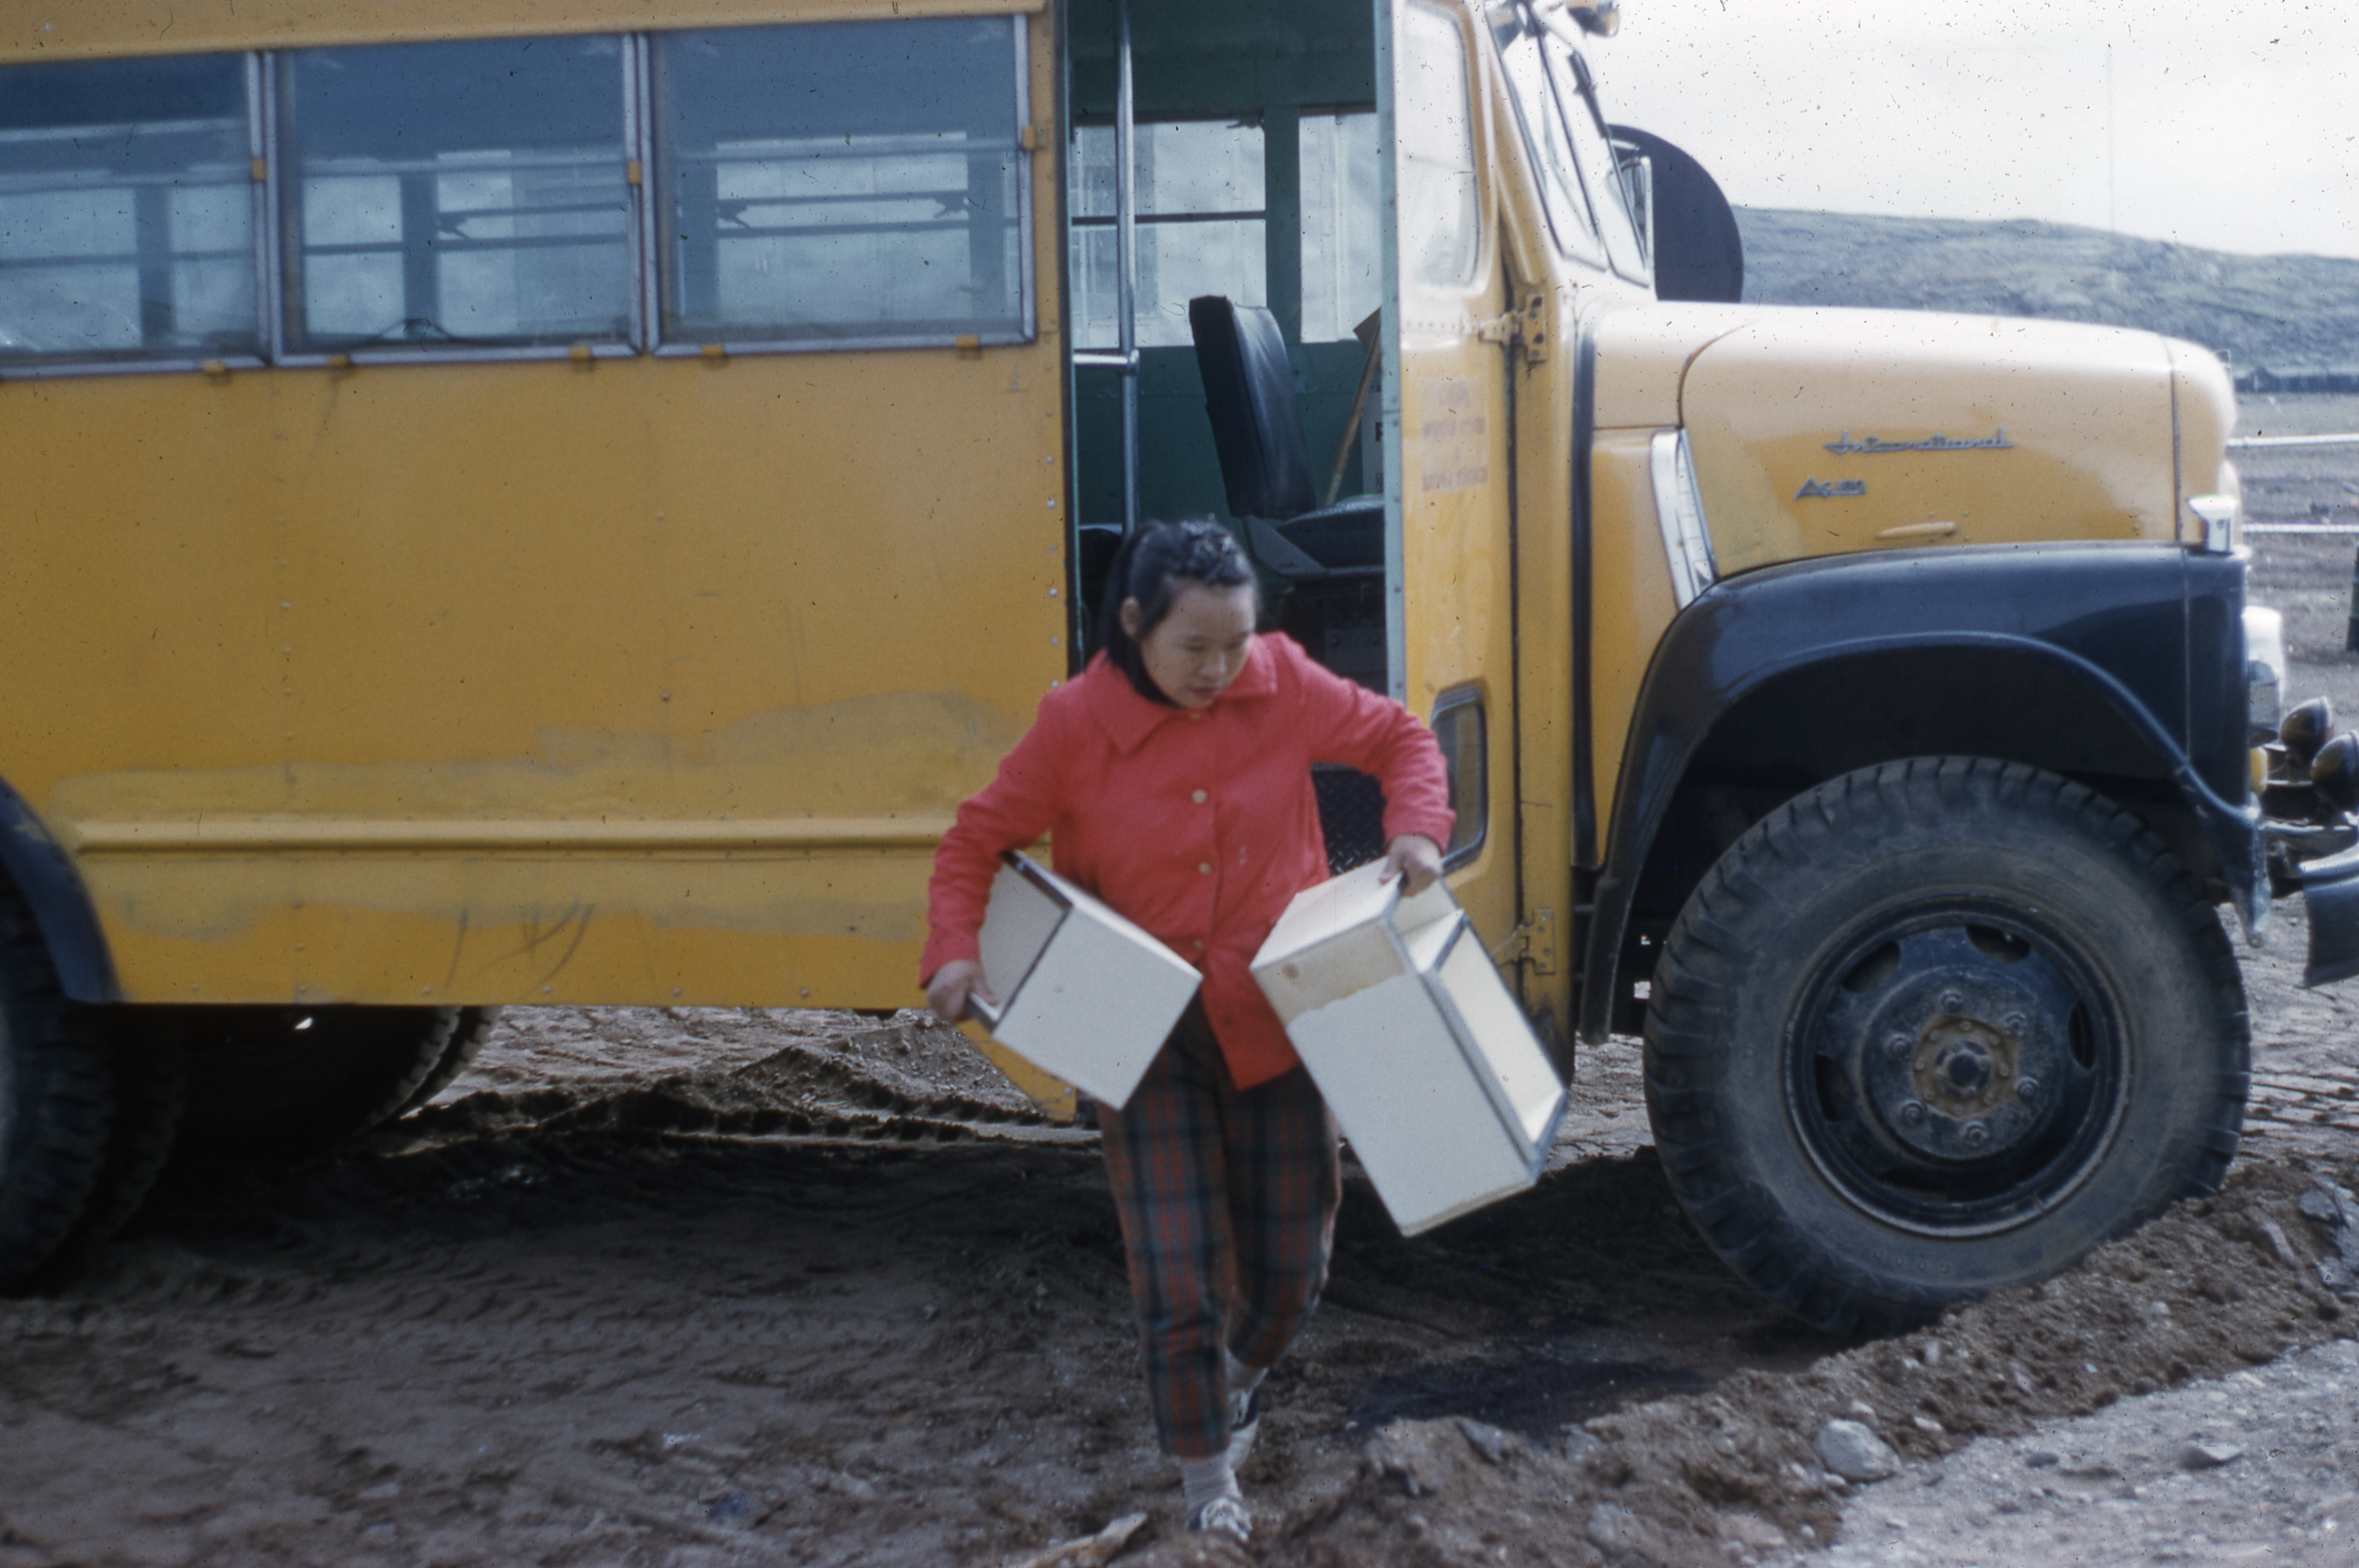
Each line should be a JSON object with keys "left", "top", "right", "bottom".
{"left": 1606, "top": 125, "right": 1744, "bottom": 304}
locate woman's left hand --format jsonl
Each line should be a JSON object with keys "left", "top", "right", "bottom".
{"left": 1382, "top": 833, "right": 1445, "bottom": 896}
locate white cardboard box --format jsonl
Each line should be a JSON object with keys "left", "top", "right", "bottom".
{"left": 1253, "top": 860, "right": 1566, "bottom": 1234}
{"left": 970, "top": 852, "right": 1201, "bottom": 1110}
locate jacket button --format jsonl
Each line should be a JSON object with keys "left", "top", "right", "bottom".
{"left": 1192, "top": 789, "right": 1208, "bottom": 804}
{"left": 1192, "top": 939, "right": 1205, "bottom": 953}
{"left": 1198, "top": 862, "right": 1212, "bottom": 875}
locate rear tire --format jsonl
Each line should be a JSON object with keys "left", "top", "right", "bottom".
{"left": 390, "top": 1005, "right": 500, "bottom": 1119}
{"left": 24, "top": 1012, "right": 187, "bottom": 1283}
{"left": 0, "top": 898, "right": 112, "bottom": 1287}
{"left": 1644, "top": 758, "right": 2248, "bottom": 1335}
{"left": 175, "top": 1005, "right": 469, "bottom": 1165}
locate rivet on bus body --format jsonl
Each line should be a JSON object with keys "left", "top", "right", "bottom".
{"left": 202, "top": 360, "right": 229, "bottom": 380}
{"left": 700, "top": 344, "right": 726, "bottom": 364}
{"left": 955, "top": 335, "right": 982, "bottom": 360}
{"left": 569, "top": 343, "right": 593, "bottom": 366}
{"left": 1046, "top": 499, "right": 1056, "bottom": 508}
{"left": 1048, "top": 587, "right": 1058, "bottom": 598}
{"left": 800, "top": 988, "right": 812, "bottom": 999}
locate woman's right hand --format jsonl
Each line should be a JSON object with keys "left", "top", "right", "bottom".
{"left": 925, "top": 959, "right": 996, "bottom": 1025}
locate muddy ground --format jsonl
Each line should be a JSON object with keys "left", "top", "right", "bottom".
{"left": 3, "top": 412, "right": 2358, "bottom": 1568}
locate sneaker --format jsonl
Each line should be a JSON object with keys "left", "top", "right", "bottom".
{"left": 1186, "top": 1493, "right": 1251, "bottom": 1542}
{"left": 1225, "top": 1384, "right": 1262, "bottom": 1471}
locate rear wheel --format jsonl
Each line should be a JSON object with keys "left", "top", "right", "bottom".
{"left": 25, "top": 1011, "right": 187, "bottom": 1282}
{"left": 390, "top": 1005, "right": 501, "bottom": 1119}
{"left": 0, "top": 898, "right": 111, "bottom": 1287}
{"left": 1644, "top": 758, "right": 2248, "bottom": 1335}
{"left": 175, "top": 1005, "right": 472, "bottom": 1165}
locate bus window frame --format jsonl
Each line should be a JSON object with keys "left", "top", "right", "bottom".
{"left": 0, "top": 52, "right": 271, "bottom": 383}
{"left": 265, "top": 36, "right": 646, "bottom": 370}
{"left": 1066, "top": 111, "right": 1267, "bottom": 352}
{"left": 644, "top": 14, "right": 1036, "bottom": 361}
{"left": 0, "top": 16, "right": 1038, "bottom": 378}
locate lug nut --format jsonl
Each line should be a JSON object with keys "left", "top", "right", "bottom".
{"left": 1941, "top": 991, "right": 1964, "bottom": 1013}
{"left": 1961, "top": 1121, "right": 1991, "bottom": 1150}
{"left": 1886, "top": 1034, "right": 1911, "bottom": 1062}
{"left": 1899, "top": 1100, "right": 1927, "bottom": 1127}
{"left": 2004, "top": 1013, "right": 2028, "bottom": 1034}
{"left": 2017, "top": 1076, "right": 2040, "bottom": 1102}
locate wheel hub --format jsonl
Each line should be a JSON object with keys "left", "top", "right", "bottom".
{"left": 1859, "top": 972, "right": 2060, "bottom": 1164}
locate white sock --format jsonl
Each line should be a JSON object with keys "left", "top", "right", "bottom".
{"left": 1224, "top": 1348, "right": 1267, "bottom": 1403}
{"left": 1179, "top": 1454, "right": 1240, "bottom": 1515}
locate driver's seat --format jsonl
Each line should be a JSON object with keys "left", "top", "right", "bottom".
{"left": 1188, "top": 296, "right": 1382, "bottom": 576}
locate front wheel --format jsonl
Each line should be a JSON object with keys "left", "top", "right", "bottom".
{"left": 1644, "top": 758, "right": 2249, "bottom": 1335}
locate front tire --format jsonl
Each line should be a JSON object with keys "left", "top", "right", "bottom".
{"left": 1644, "top": 758, "right": 2248, "bottom": 1335}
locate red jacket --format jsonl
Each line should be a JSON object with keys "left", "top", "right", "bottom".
{"left": 923, "top": 633, "right": 1455, "bottom": 1090}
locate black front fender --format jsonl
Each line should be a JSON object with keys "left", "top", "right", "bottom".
{"left": 1579, "top": 541, "right": 2256, "bottom": 1044}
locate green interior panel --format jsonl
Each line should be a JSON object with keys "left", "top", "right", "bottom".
{"left": 1066, "top": 0, "right": 1376, "bottom": 122}
{"left": 1073, "top": 342, "right": 1375, "bottom": 528}
{"left": 1063, "top": 0, "right": 1382, "bottom": 536}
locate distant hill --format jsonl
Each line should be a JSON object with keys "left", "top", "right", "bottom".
{"left": 1732, "top": 208, "right": 2359, "bottom": 382}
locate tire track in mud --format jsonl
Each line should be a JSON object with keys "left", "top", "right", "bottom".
{"left": 0, "top": 1011, "right": 1808, "bottom": 1567}
{"left": 393, "top": 1015, "right": 1065, "bottom": 1154}
{"left": 7, "top": 817, "right": 2359, "bottom": 1568}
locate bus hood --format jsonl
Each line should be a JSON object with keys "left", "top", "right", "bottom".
{"left": 1590, "top": 302, "right": 2235, "bottom": 576}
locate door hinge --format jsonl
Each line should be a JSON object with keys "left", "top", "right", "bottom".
{"left": 1489, "top": 906, "right": 1558, "bottom": 974}
{"left": 1473, "top": 289, "right": 1549, "bottom": 364}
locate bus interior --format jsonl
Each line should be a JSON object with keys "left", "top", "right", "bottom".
{"left": 1063, "top": 0, "right": 1391, "bottom": 694}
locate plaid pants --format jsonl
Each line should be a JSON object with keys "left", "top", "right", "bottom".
{"left": 1097, "top": 1009, "right": 1341, "bottom": 1460}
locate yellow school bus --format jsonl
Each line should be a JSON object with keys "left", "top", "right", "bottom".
{"left": 3, "top": 0, "right": 2353, "bottom": 1331}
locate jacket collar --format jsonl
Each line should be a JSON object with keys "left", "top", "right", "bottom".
{"left": 1084, "top": 636, "right": 1277, "bottom": 754}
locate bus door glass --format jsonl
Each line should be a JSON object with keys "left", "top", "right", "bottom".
{"left": 1381, "top": 0, "right": 1518, "bottom": 944}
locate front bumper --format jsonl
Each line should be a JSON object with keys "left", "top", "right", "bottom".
{"left": 2298, "top": 847, "right": 2359, "bottom": 986}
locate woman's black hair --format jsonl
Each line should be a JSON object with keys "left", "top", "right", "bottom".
{"left": 1097, "top": 519, "right": 1258, "bottom": 704}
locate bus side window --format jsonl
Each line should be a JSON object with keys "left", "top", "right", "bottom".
{"left": 279, "top": 37, "right": 634, "bottom": 356}
{"left": 1298, "top": 110, "right": 1381, "bottom": 345}
{"left": 653, "top": 18, "right": 1031, "bottom": 349}
{"left": 0, "top": 55, "right": 255, "bottom": 366}
{"left": 1070, "top": 119, "right": 1265, "bottom": 349}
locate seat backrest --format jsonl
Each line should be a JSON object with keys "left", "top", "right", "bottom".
{"left": 1188, "top": 296, "right": 1317, "bottom": 520}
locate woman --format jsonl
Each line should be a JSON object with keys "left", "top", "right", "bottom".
{"left": 922, "top": 520, "right": 1452, "bottom": 1542}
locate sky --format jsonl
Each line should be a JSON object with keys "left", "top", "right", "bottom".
{"left": 1591, "top": 1, "right": 2359, "bottom": 261}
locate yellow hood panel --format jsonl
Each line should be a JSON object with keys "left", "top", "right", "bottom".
{"left": 1595, "top": 304, "right": 2214, "bottom": 576}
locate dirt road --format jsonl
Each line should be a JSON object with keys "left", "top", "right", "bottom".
{"left": 4, "top": 428, "right": 2358, "bottom": 1568}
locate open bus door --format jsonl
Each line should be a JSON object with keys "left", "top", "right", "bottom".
{"left": 1383, "top": 0, "right": 1522, "bottom": 958}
